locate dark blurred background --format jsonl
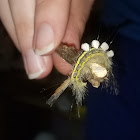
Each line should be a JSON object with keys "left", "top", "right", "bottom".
{"left": 0, "top": 1, "right": 104, "bottom": 140}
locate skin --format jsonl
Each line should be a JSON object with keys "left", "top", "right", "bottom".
{"left": 0, "top": 0, "right": 94, "bottom": 79}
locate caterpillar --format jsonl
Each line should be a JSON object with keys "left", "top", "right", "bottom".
{"left": 47, "top": 40, "right": 116, "bottom": 106}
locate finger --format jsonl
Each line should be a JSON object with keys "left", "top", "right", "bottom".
{"left": 0, "top": 0, "right": 19, "bottom": 47}
{"left": 63, "top": 0, "right": 94, "bottom": 49}
{"left": 53, "top": 52, "right": 73, "bottom": 76}
{"left": 8, "top": 0, "right": 53, "bottom": 79}
{"left": 34, "top": 0, "right": 71, "bottom": 55}
{"left": 54, "top": 0, "right": 94, "bottom": 75}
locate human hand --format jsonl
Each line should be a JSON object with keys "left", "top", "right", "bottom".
{"left": 0, "top": 0, "right": 94, "bottom": 79}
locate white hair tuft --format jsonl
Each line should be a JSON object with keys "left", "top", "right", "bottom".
{"left": 91, "top": 40, "right": 100, "bottom": 49}
{"left": 100, "top": 42, "right": 109, "bottom": 51}
{"left": 81, "top": 43, "right": 90, "bottom": 51}
{"left": 107, "top": 50, "right": 114, "bottom": 57}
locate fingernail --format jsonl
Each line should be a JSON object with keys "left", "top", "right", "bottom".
{"left": 23, "top": 50, "right": 45, "bottom": 79}
{"left": 35, "top": 23, "right": 54, "bottom": 55}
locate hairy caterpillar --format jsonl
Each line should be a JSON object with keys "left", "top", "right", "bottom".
{"left": 47, "top": 40, "right": 116, "bottom": 106}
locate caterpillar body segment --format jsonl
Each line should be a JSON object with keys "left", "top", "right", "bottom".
{"left": 47, "top": 40, "right": 115, "bottom": 106}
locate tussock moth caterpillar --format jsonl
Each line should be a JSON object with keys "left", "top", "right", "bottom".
{"left": 47, "top": 40, "right": 117, "bottom": 106}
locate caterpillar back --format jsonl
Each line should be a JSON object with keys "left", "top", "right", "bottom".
{"left": 47, "top": 40, "right": 117, "bottom": 106}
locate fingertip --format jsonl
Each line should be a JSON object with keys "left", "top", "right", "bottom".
{"left": 35, "top": 42, "right": 55, "bottom": 56}
{"left": 30, "top": 56, "right": 53, "bottom": 79}
{"left": 23, "top": 49, "right": 53, "bottom": 79}
{"left": 28, "top": 70, "right": 45, "bottom": 79}
{"left": 34, "top": 23, "right": 55, "bottom": 56}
